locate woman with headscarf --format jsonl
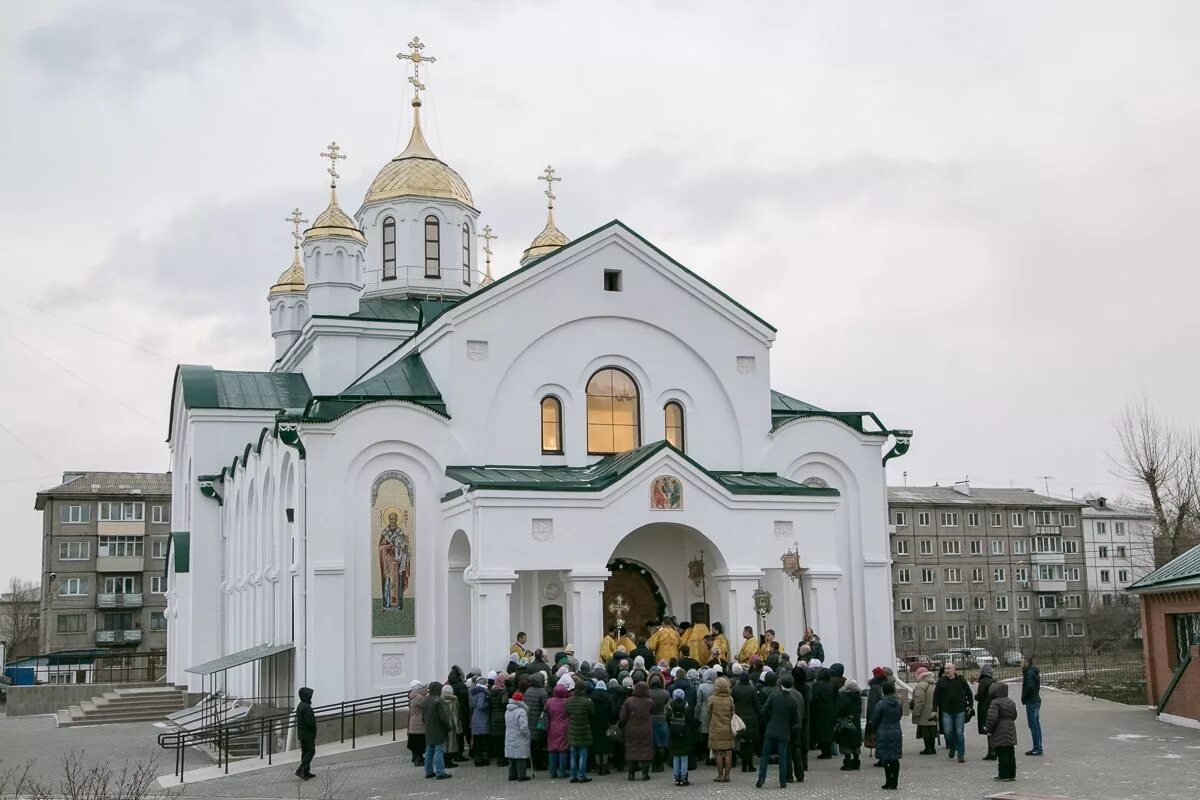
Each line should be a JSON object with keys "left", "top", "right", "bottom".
{"left": 871, "top": 682, "right": 904, "bottom": 790}
{"left": 730, "top": 665, "right": 761, "bottom": 772}
{"left": 695, "top": 668, "right": 716, "bottom": 765}
{"left": 618, "top": 681, "right": 655, "bottom": 780}
{"left": 407, "top": 680, "right": 428, "bottom": 766}
{"left": 469, "top": 677, "right": 491, "bottom": 765}
{"left": 706, "top": 675, "right": 736, "bottom": 782}
{"left": 546, "top": 682, "right": 571, "bottom": 779}
{"left": 647, "top": 672, "right": 671, "bottom": 772}
{"left": 834, "top": 677, "right": 863, "bottom": 770}
{"left": 809, "top": 667, "right": 837, "bottom": 759}
{"left": 446, "top": 667, "right": 470, "bottom": 763}
{"left": 590, "top": 679, "right": 616, "bottom": 775}
{"left": 441, "top": 683, "right": 462, "bottom": 767}
{"left": 523, "top": 672, "right": 549, "bottom": 770}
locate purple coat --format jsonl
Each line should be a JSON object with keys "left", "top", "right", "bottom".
{"left": 546, "top": 684, "right": 571, "bottom": 752}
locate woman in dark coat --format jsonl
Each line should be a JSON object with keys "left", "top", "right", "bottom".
{"left": 488, "top": 681, "right": 509, "bottom": 766}
{"left": 565, "top": 686, "right": 595, "bottom": 782}
{"left": 975, "top": 665, "right": 996, "bottom": 760}
{"left": 834, "top": 678, "right": 863, "bottom": 770}
{"left": 523, "top": 672, "right": 549, "bottom": 769}
{"left": 589, "top": 682, "right": 617, "bottom": 774}
{"left": 447, "top": 667, "right": 471, "bottom": 763}
{"left": 546, "top": 683, "right": 571, "bottom": 779}
{"left": 648, "top": 673, "right": 671, "bottom": 772}
{"left": 618, "top": 681, "right": 655, "bottom": 780}
{"left": 984, "top": 681, "right": 1018, "bottom": 782}
{"left": 808, "top": 668, "right": 837, "bottom": 759}
{"left": 469, "top": 679, "right": 491, "bottom": 765}
{"left": 407, "top": 682, "right": 428, "bottom": 766}
{"left": 730, "top": 669, "right": 762, "bottom": 772}
{"left": 870, "top": 682, "right": 903, "bottom": 790}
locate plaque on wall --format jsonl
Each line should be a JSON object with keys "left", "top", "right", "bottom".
{"left": 541, "top": 604, "right": 564, "bottom": 649}
{"left": 690, "top": 602, "right": 710, "bottom": 626}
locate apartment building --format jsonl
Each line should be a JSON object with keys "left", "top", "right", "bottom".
{"left": 1081, "top": 497, "right": 1156, "bottom": 606}
{"left": 889, "top": 484, "right": 1089, "bottom": 657}
{"left": 34, "top": 471, "right": 172, "bottom": 655}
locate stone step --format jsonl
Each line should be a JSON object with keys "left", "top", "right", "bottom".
{"left": 89, "top": 696, "right": 184, "bottom": 709}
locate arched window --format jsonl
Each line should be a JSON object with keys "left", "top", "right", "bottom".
{"left": 664, "top": 401, "right": 685, "bottom": 451}
{"left": 462, "top": 223, "right": 471, "bottom": 285}
{"left": 586, "top": 368, "right": 639, "bottom": 455}
{"left": 424, "top": 215, "right": 440, "bottom": 278}
{"left": 382, "top": 216, "right": 396, "bottom": 280}
{"left": 540, "top": 396, "right": 563, "bottom": 454}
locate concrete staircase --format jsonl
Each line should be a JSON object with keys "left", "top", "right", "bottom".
{"left": 56, "top": 686, "right": 187, "bottom": 727}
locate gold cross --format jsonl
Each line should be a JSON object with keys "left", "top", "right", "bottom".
{"left": 537, "top": 164, "right": 562, "bottom": 209}
{"left": 397, "top": 36, "right": 436, "bottom": 104}
{"left": 285, "top": 208, "right": 309, "bottom": 245}
{"left": 320, "top": 141, "right": 347, "bottom": 187}
{"left": 607, "top": 593, "right": 630, "bottom": 619}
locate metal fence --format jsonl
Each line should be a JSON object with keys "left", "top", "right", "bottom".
{"left": 90, "top": 650, "right": 168, "bottom": 684}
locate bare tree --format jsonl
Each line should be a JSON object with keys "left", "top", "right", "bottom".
{"left": 1111, "top": 397, "right": 1200, "bottom": 564}
{"left": 1084, "top": 595, "right": 1141, "bottom": 653}
{"left": 1, "top": 577, "right": 40, "bottom": 660}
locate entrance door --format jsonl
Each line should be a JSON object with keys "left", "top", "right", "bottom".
{"left": 603, "top": 563, "right": 663, "bottom": 637}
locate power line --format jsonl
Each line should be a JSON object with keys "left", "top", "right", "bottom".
{"left": 0, "top": 419, "right": 60, "bottom": 472}
{"left": 0, "top": 294, "right": 181, "bottom": 364}
{"left": 0, "top": 474, "right": 58, "bottom": 484}
{"left": 0, "top": 328, "right": 165, "bottom": 428}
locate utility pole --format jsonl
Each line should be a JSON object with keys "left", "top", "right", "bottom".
{"left": 1038, "top": 476, "right": 1054, "bottom": 496}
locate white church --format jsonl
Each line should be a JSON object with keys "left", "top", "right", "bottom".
{"left": 164, "top": 39, "right": 912, "bottom": 705}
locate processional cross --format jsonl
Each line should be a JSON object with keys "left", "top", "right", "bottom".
{"left": 537, "top": 164, "right": 562, "bottom": 209}
{"left": 397, "top": 36, "right": 437, "bottom": 104}
{"left": 607, "top": 593, "right": 631, "bottom": 627}
{"left": 319, "top": 141, "right": 347, "bottom": 188}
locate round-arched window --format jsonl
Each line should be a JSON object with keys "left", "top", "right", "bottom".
{"left": 540, "top": 396, "right": 563, "bottom": 454}
{"left": 586, "top": 368, "right": 640, "bottom": 455}
{"left": 664, "top": 401, "right": 685, "bottom": 452}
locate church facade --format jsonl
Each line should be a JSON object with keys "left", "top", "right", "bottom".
{"left": 164, "top": 40, "right": 911, "bottom": 705}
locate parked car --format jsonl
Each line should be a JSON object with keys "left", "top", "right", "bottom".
{"left": 1002, "top": 648, "right": 1023, "bottom": 666}
{"left": 964, "top": 647, "right": 997, "bottom": 667}
{"left": 899, "top": 654, "right": 934, "bottom": 673}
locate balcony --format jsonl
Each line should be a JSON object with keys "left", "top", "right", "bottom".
{"left": 95, "top": 629, "right": 142, "bottom": 645}
{"left": 1033, "top": 525, "right": 1062, "bottom": 536}
{"left": 1031, "top": 552, "right": 1065, "bottom": 565}
{"left": 1032, "top": 578, "right": 1068, "bottom": 592}
{"left": 96, "top": 555, "right": 144, "bottom": 572}
{"left": 1036, "top": 607, "right": 1062, "bottom": 620}
{"left": 96, "top": 593, "right": 143, "bottom": 609}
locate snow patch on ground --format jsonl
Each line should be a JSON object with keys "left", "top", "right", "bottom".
{"left": 1157, "top": 753, "right": 1183, "bottom": 759}
{"left": 1110, "top": 733, "right": 1150, "bottom": 740}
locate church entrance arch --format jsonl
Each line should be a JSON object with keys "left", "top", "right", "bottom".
{"left": 604, "top": 559, "right": 667, "bottom": 638}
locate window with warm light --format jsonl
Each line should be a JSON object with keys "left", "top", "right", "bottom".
{"left": 586, "top": 368, "right": 639, "bottom": 454}
{"left": 664, "top": 401, "right": 685, "bottom": 451}
{"left": 424, "top": 215, "right": 440, "bottom": 277}
{"left": 540, "top": 396, "right": 563, "bottom": 454}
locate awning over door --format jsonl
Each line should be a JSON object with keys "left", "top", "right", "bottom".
{"left": 185, "top": 642, "right": 294, "bottom": 675}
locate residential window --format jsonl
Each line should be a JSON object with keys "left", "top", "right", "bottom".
{"left": 923, "top": 625, "right": 938, "bottom": 641}
{"left": 991, "top": 540, "right": 1004, "bottom": 555}
{"left": 970, "top": 539, "right": 983, "bottom": 555}
{"left": 1116, "top": 546, "right": 1127, "bottom": 558}
{"left": 1102, "top": 593, "right": 1114, "bottom": 606}
{"left": 103, "top": 576, "right": 136, "bottom": 594}
{"left": 151, "top": 576, "right": 167, "bottom": 594}
{"left": 1013, "top": 539, "right": 1026, "bottom": 555}
{"left": 898, "top": 597, "right": 912, "bottom": 613}
{"left": 664, "top": 401, "right": 685, "bottom": 452}
{"left": 1066, "top": 622, "right": 1085, "bottom": 637}
{"left": 98, "top": 502, "right": 143, "bottom": 522}
{"left": 945, "top": 596, "right": 965, "bottom": 612}
{"left": 1064, "top": 539, "right": 1078, "bottom": 554}
{"left": 59, "top": 504, "right": 91, "bottom": 524}
{"left": 59, "top": 577, "right": 89, "bottom": 596}
{"left": 1038, "top": 564, "right": 1064, "bottom": 581}
{"left": 896, "top": 568, "right": 911, "bottom": 584}
{"left": 424, "top": 215, "right": 441, "bottom": 277}
{"left": 1033, "top": 536, "right": 1062, "bottom": 554}
{"left": 1039, "top": 622, "right": 1060, "bottom": 638}
{"left": 918, "top": 512, "right": 931, "bottom": 527}
{"left": 944, "top": 568, "right": 962, "bottom": 583}
{"left": 946, "top": 624, "right": 965, "bottom": 641}
{"left": 1015, "top": 567, "right": 1028, "bottom": 583}
{"left": 971, "top": 568, "right": 983, "bottom": 583}
{"left": 58, "top": 541, "right": 90, "bottom": 560}
{"left": 150, "top": 611, "right": 168, "bottom": 632}
{"left": 1018, "top": 623, "right": 1032, "bottom": 638}
{"left": 994, "top": 568, "right": 1006, "bottom": 583}
{"left": 1114, "top": 521, "right": 1126, "bottom": 535}
{"left": 974, "top": 623, "right": 988, "bottom": 640}
{"left": 941, "top": 539, "right": 962, "bottom": 556}
{"left": 381, "top": 216, "right": 396, "bottom": 279}
{"left": 973, "top": 596, "right": 987, "bottom": 611}
{"left": 1118, "top": 569, "right": 1129, "bottom": 583}
{"left": 1062, "top": 512, "right": 1077, "bottom": 527}
{"left": 99, "top": 536, "right": 143, "bottom": 557}
{"left": 990, "top": 512, "right": 1003, "bottom": 527}
{"left": 462, "top": 222, "right": 471, "bottom": 285}
{"left": 919, "top": 539, "right": 933, "bottom": 555}
{"left": 1098, "top": 546, "right": 1109, "bottom": 558}
{"left": 1096, "top": 521, "right": 1108, "bottom": 535}
{"left": 101, "top": 612, "right": 133, "bottom": 631}
{"left": 997, "top": 622, "right": 1010, "bottom": 638}
{"left": 900, "top": 625, "right": 915, "bottom": 641}
{"left": 967, "top": 512, "right": 980, "bottom": 528}
{"left": 1065, "top": 594, "right": 1082, "bottom": 609}
{"left": 1065, "top": 567, "right": 1080, "bottom": 582}
{"left": 151, "top": 539, "right": 168, "bottom": 559}
{"left": 585, "top": 368, "right": 640, "bottom": 454}
{"left": 921, "top": 568, "right": 934, "bottom": 584}
{"left": 1017, "top": 595, "right": 1030, "bottom": 611}
{"left": 995, "top": 595, "right": 1009, "bottom": 612}
{"left": 540, "top": 396, "right": 564, "bottom": 454}
{"left": 57, "top": 613, "right": 87, "bottom": 633}
{"left": 1034, "top": 510, "right": 1056, "bottom": 525}
{"left": 922, "top": 596, "right": 936, "bottom": 612}
{"left": 1011, "top": 512, "right": 1025, "bottom": 528}
{"left": 940, "top": 512, "right": 960, "bottom": 527}
{"left": 894, "top": 511, "right": 908, "bottom": 527}
{"left": 1038, "top": 594, "right": 1058, "bottom": 610}
{"left": 895, "top": 540, "right": 909, "bottom": 556}
{"left": 151, "top": 505, "right": 169, "bottom": 524}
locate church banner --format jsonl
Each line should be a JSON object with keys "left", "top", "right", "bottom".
{"left": 371, "top": 471, "right": 416, "bottom": 637}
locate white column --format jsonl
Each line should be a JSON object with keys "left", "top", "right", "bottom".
{"left": 714, "top": 569, "right": 764, "bottom": 640}
{"left": 806, "top": 568, "right": 843, "bottom": 663}
{"left": 564, "top": 569, "right": 609, "bottom": 660}
{"left": 469, "top": 570, "right": 517, "bottom": 674}
{"left": 860, "top": 560, "right": 895, "bottom": 679}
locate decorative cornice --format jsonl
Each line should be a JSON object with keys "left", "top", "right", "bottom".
{"left": 883, "top": 431, "right": 913, "bottom": 465}
{"left": 198, "top": 476, "right": 224, "bottom": 507}
{"left": 277, "top": 421, "right": 306, "bottom": 460}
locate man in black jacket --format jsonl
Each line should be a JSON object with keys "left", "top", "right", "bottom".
{"left": 756, "top": 680, "right": 799, "bottom": 789}
{"left": 1021, "top": 657, "right": 1043, "bottom": 756}
{"left": 423, "top": 681, "right": 453, "bottom": 780}
{"left": 934, "top": 662, "right": 974, "bottom": 762}
{"left": 294, "top": 687, "right": 317, "bottom": 780}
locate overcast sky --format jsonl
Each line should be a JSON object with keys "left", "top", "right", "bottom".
{"left": 2, "top": 1, "right": 1198, "bottom": 590}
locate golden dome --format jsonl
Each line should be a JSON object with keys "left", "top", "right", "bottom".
{"left": 520, "top": 208, "right": 570, "bottom": 265}
{"left": 363, "top": 107, "right": 474, "bottom": 208}
{"left": 269, "top": 247, "right": 306, "bottom": 296}
{"left": 305, "top": 187, "right": 368, "bottom": 245}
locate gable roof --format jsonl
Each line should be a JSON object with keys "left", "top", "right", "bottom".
{"left": 169, "top": 365, "right": 313, "bottom": 441}
{"left": 444, "top": 440, "right": 838, "bottom": 501}
{"left": 328, "top": 296, "right": 461, "bottom": 324}
{"left": 295, "top": 351, "right": 448, "bottom": 423}
{"left": 35, "top": 471, "right": 171, "bottom": 509}
{"left": 1128, "top": 543, "right": 1200, "bottom": 593}
{"left": 770, "top": 390, "right": 896, "bottom": 436}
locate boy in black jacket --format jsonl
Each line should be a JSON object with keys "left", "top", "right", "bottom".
{"left": 294, "top": 687, "right": 316, "bottom": 780}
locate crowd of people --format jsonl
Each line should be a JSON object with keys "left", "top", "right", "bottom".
{"left": 385, "top": 619, "right": 1046, "bottom": 791}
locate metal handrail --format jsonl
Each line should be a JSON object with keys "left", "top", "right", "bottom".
{"left": 158, "top": 690, "right": 411, "bottom": 783}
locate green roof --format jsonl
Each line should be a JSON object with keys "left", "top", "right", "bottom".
{"left": 444, "top": 441, "right": 839, "bottom": 499}
{"left": 298, "top": 352, "right": 447, "bottom": 422}
{"left": 170, "top": 365, "right": 312, "bottom": 439}
{"left": 1129, "top": 543, "right": 1200, "bottom": 593}
{"left": 770, "top": 389, "right": 895, "bottom": 436}
{"left": 332, "top": 296, "right": 460, "bottom": 324}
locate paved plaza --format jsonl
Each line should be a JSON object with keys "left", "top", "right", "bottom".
{"left": 2, "top": 690, "right": 1198, "bottom": 800}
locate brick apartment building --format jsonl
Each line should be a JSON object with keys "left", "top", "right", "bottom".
{"left": 34, "top": 471, "right": 172, "bottom": 657}
{"left": 1128, "top": 543, "right": 1200, "bottom": 726}
{"left": 888, "top": 483, "right": 1089, "bottom": 658}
